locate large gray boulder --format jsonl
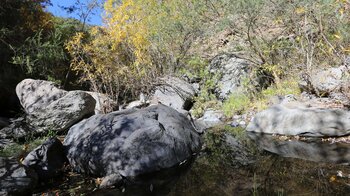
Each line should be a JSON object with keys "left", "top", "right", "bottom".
{"left": 14, "top": 79, "right": 96, "bottom": 134}
{"left": 64, "top": 104, "right": 201, "bottom": 180}
{"left": 0, "top": 157, "right": 38, "bottom": 196}
{"left": 299, "top": 66, "right": 350, "bottom": 97}
{"left": 16, "top": 79, "right": 67, "bottom": 114}
{"left": 209, "top": 53, "right": 250, "bottom": 100}
{"left": 152, "top": 76, "right": 196, "bottom": 112}
{"left": 22, "top": 137, "right": 67, "bottom": 180}
{"left": 247, "top": 104, "right": 350, "bottom": 137}
{"left": 27, "top": 91, "right": 96, "bottom": 133}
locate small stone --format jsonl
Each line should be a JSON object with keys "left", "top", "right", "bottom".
{"left": 239, "top": 121, "right": 246, "bottom": 126}
{"left": 100, "top": 174, "right": 123, "bottom": 188}
{"left": 230, "top": 122, "right": 239, "bottom": 127}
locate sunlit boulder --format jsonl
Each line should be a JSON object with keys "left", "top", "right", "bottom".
{"left": 63, "top": 104, "right": 202, "bottom": 182}
{"left": 247, "top": 104, "right": 350, "bottom": 137}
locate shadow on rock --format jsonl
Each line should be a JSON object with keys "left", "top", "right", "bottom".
{"left": 22, "top": 137, "right": 67, "bottom": 181}
{"left": 0, "top": 157, "right": 38, "bottom": 196}
{"left": 91, "top": 157, "right": 195, "bottom": 196}
{"left": 64, "top": 104, "right": 202, "bottom": 187}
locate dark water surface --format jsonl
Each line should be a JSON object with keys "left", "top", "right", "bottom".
{"left": 34, "top": 130, "right": 350, "bottom": 195}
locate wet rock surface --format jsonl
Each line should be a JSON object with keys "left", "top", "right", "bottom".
{"left": 0, "top": 157, "right": 38, "bottom": 196}
{"left": 224, "top": 133, "right": 255, "bottom": 167}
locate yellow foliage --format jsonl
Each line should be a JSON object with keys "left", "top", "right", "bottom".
{"left": 66, "top": 0, "right": 204, "bottom": 103}
{"left": 295, "top": 7, "right": 306, "bottom": 14}
{"left": 104, "top": 0, "right": 159, "bottom": 67}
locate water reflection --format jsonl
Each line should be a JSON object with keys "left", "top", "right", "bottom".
{"left": 169, "top": 131, "right": 350, "bottom": 195}
{"left": 91, "top": 158, "right": 194, "bottom": 196}
{"left": 247, "top": 132, "right": 350, "bottom": 164}
{"left": 34, "top": 130, "right": 350, "bottom": 195}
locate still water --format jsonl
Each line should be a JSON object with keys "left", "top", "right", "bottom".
{"left": 35, "top": 129, "right": 350, "bottom": 195}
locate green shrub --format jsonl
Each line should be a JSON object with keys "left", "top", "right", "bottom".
{"left": 261, "top": 78, "right": 300, "bottom": 98}
{"left": 0, "top": 137, "right": 46, "bottom": 158}
{"left": 222, "top": 77, "right": 300, "bottom": 117}
{"left": 0, "top": 143, "right": 23, "bottom": 157}
{"left": 222, "top": 92, "right": 250, "bottom": 117}
{"left": 11, "top": 29, "right": 68, "bottom": 83}
{"left": 252, "top": 77, "right": 301, "bottom": 111}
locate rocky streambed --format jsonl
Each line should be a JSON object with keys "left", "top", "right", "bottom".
{"left": 19, "top": 128, "right": 350, "bottom": 195}
{"left": 3, "top": 123, "right": 350, "bottom": 195}
{"left": 3, "top": 75, "right": 350, "bottom": 195}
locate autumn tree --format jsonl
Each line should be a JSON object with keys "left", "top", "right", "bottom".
{"left": 66, "top": 0, "right": 211, "bottom": 103}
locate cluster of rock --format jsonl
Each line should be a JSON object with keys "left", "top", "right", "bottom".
{"left": 1, "top": 79, "right": 97, "bottom": 140}
{"left": 196, "top": 54, "right": 350, "bottom": 136}
{"left": 0, "top": 137, "right": 67, "bottom": 195}
{"left": 190, "top": 53, "right": 261, "bottom": 129}
{"left": 108, "top": 53, "right": 270, "bottom": 130}
{"left": 247, "top": 65, "right": 350, "bottom": 137}
{"left": 5, "top": 54, "right": 350, "bottom": 194}
{"left": 0, "top": 79, "right": 202, "bottom": 195}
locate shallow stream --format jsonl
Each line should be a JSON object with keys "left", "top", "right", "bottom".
{"left": 33, "top": 128, "right": 350, "bottom": 195}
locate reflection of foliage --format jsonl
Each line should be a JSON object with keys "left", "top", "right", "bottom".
{"left": 253, "top": 156, "right": 350, "bottom": 195}
{"left": 203, "top": 125, "right": 256, "bottom": 166}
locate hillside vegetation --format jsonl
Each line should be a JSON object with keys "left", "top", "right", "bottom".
{"left": 1, "top": 0, "right": 350, "bottom": 115}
